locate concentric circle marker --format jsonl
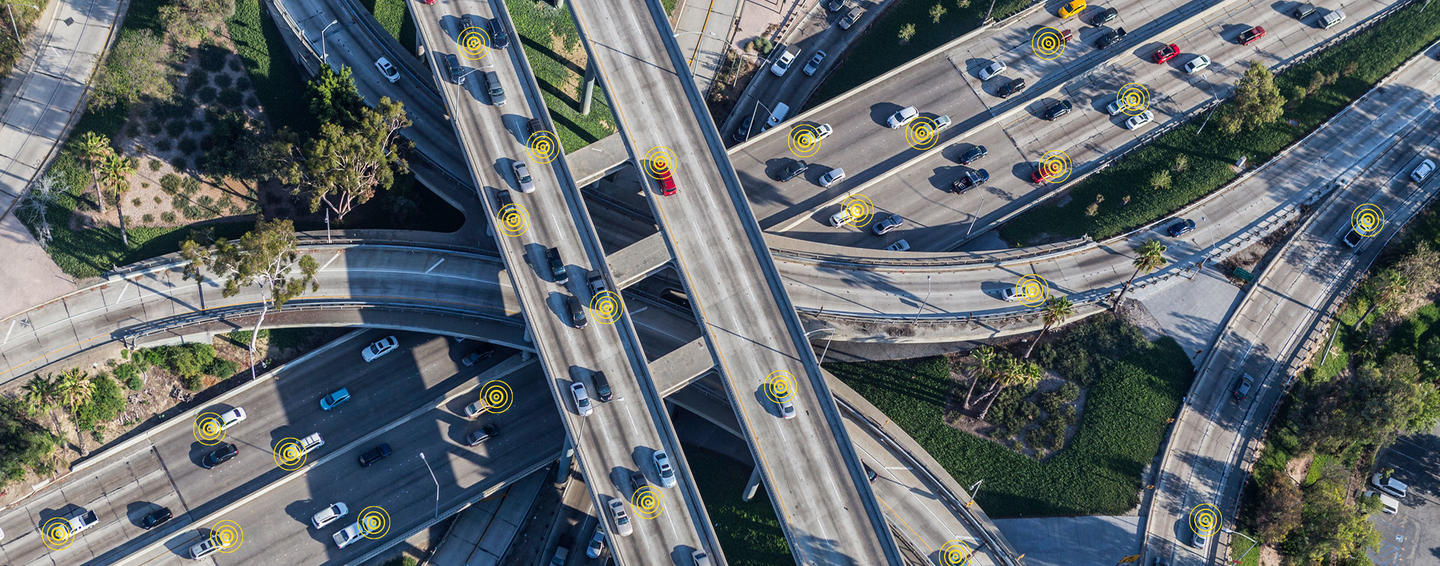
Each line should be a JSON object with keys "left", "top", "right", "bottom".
{"left": 359, "top": 506, "right": 391, "bottom": 539}
{"left": 643, "top": 146, "right": 676, "bottom": 180}
{"left": 458, "top": 27, "right": 490, "bottom": 61}
{"left": 1016, "top": 274, "right": 1051, "bottom": 308}
{"left": 589, "top": 290, "right": 623, "bottom": 324}
{"left": 839, "top": 194, "right": 876, "bottom": 228}
{"left": 209, "top": 519, "right": 243, "bottom": 553}
{"left": 480, "top": 379, "right": 513, "bottom": 414}
{"left": 526, "top": 130, "right": 560, "bottom": 164}
{"left": 41, "top": 517, "right": 74, "bottom": 550}
{"left": 1188, "top": 503, "right": 1221, "bottom": 539}
{"left": 764, "top": 370, "right": 796, "bottom": 403}
{"left": 787, "top": 124, "right": 824, "bottom": 158}
{"left": 496, "top": 203, "right": 530, "bottom": 237}
{"left": 193, "top": 411, "right": 226, "bottom": 445}
{"left": 630, "top": 486, "right": 665, "bottom": 519}
{"left": 1116, "top": 83, "right": 1150, "bottom": 116}
{"left": 939, "top": 539, "right": 975, "bottom": 565}
{"left": 905, "top": 117, "right": 941, "bottom": 150}
{"left": 1350, "top": 203, "right": 1385, "bottom": 237}
{"left": 1038, "top": 150, "right": 1072, "bottom": 184}
{"left": 1031, "top": 27, "right": 1067, "bottom": 59}
{"left": 272, "top": 437, "right": 308, "bottom": 471}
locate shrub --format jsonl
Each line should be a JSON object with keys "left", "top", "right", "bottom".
{"left": 146, "top": 121, "right": 163, "bottom": 135}
{"left": 165, "top": 119, "right": 187, "bottom": 137}
{"left": 141, "top": 213, "right": 154, "bottom": 223}
{"left": 186, "top": 69, "right": 209, "bottom": 93}
{"left": 161, "top": 211, "right": 176, "bottom": 223}
{"left": 244, "top": 94, "right": 259, "bottom": 108}
{"left": 148, "top": 158, "right": 162, "bottom": 171}
{"left": 160, "top": 173, "right": 183, "bottom": 194}
{"left": 188, "top": 118, "right": 206, "bottom": 132}
{"left": 74, "top": 373, "right": 125, "bottom": 430}
{"left": 218, "top": 88, "right": 243, "bottom": 108}
{"left": 196, "top": 86, "right": 217, "bottom": 103}
{"left": 154, "top": 138, "right": 172, "bottom": 152}
{"left": 205, "top": 357, "right": 238, "bottom": 379}
{"left": 199, "top": 44, "right": 228, "bottom": 72}
{"left": 177, "top": 137, "right": 197, "bottom": 155}
{"left": 152, "top": 196, "right": 161, "bottom": 204}
{"left": 235, "top": 76, "right": 251, "bottom": 91}
{"left": 114, "top": 362, "right": 143, "bottom": 389}
{"left": 212, "top": 72, "right": 232, "bottom": 89}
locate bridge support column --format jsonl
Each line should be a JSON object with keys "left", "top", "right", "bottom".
{"left": 581, "top": 63, "right": 596, "bottom": 115}
{"left": 555, "top": 439, "right": 573, "bottom": 484}
{"left": 521, "top": 326, "right": 533, "bottom": 360}
{"left": 741, "top": 466, "right": 762, "bottom": 502}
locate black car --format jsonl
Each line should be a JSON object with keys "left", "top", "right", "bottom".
{"left": 1090, "top": 7, "right": 1118, "bottom": 25}
{"left": 958, "top": 144, "right": 987, "bottom": 165}
{"left": 487, "top": 18, "right": 510, "bottom": 49}
{"left": 997, "top": 77, "right": 1025, "bottom": 97}
{"left": 529, "top": 118, "right": 545, "bottom": 137}
{"left": 630, "top": 470, "right": 648, "bottom": 492}
{"left": 778, "top": 159, "right": 809, "bottom": 181}
{"left": 565, "top": 295, "right": 588, "bottom": 328}
{"left": 359, "top": 443, "right": 393, "bottom": 467}
{"left": 863, "top": 464, "right": 878, "bottom": 483}
{"left": 140, "top": 507, "right": 173, "bottom": 529}
{"left": 1095, "top": 27, "right": 1127, "bottom": 49}
{"left": 951, "top": 169, "right": 989, "bottom": 193}
{"left": 1166, "top": 218, "right": 1196, "bottom": 237}
{"left": 545, "top": 247, "right": 567, "bottom": 282}
{"left": 733, "top": 118, "right": 755, "bottom": 143}
{"left": 460, "top": 15, "right": 478, "bottom": 33}
{"left": 1042, "top": 100, "right": 1073, "bottom": 120}
{"left": 482, "top": 70, "right": 506, "bottom": 106}
{"left": 444, "top": 53, "right": 465, "bottom": 85}
{"left": 1232, "top": 374, "right": 1255, "bottom": 402}
{"left": 495, "top": 189, "right": 513, "bottom": 209}
{"left": 466, "top": 424, "right": 499, "bottom": 446}
{"left": 1293, "top": 2, "right": 1316, "bottom": 19}
{"left": 201, "top": 443, "right": 238, "bottom": 469}
{"left": 593, "top": 371, "right": 613, "bottom": 402}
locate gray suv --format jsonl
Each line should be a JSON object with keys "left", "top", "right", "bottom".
{"left": 481, "top": 70, "right": 506, "bottom": 106}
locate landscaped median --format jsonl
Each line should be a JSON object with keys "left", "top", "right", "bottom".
{"left": 1000, "top": 0, "right": 1440, "bottom": 245}
{"left": 504, "top": 0, "right": 616, "bottom": 152}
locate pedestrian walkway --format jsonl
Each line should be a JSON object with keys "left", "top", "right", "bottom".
{"left": 672, "top": 0, "right": 745, "bottom": 93}
{"left": 426, "top": 470, "right": 546, "bottom": 566}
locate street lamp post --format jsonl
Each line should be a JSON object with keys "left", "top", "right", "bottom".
{"left": 743, "top": 99, "right": 774, "bottom": 142}
{"left": 5, "top": 1, "right": 40, "bottom": 41}
{"left": 913, "top": 275, "right": 933, "bottom": 320}
{"left": 319, "top": 19, "right": 339, "bottom": 65}
{"left": 1223, "top": 529, "right": 1259, "bottom": 564}
{"left": 804, "top": 328, "right": 834, "bottom": 364}
{"left": 419, "top": 452, "right": 439, "bottom": 519}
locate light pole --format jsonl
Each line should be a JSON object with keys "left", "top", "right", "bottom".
{"left": 1223, "top": 528, "right": 1258, "bottom": 564}
{"left": 913, "top": 274, "right": 933, "bottom": 319}
{"left": 5, "top": 1, "right": 39, "bottom": 40}
{"left": 419, "top": 452, "right": 439, "bottom": 519}
{"left": 804, "top": 328, "right": 834, "bottom": 364}
{"left": 319, "top": 19, "right": 339, "bottom": 65}
{"left": 743, "top": 99, "right": 774, "bottom": 142}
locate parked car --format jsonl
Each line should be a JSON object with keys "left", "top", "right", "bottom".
{"left": 998, "top": 77, "right": 1026, "bottom": 97}
{"left": 978, "top": 60, "right": 1006, "bottom": 81}
{"left": 202, "top": 442, "right": 238, "bottom": 469}
{"left": 460, "top": 349, "right": 492, "bottom": 367}
{"left": 362, "top": 336, "right": 399, "bottom": 362}
{"left": 320, "top": 388, "right": 351, "bottom": 410}
{"left": 1232, "top": 373, "right": 1254, "bottom": 402}
{"left": 358, "top": 443, "right": 392, "bottom": 467}
{"left": 802, "top": 50, "right": 827, "bottom": 76}
{"left": 1090, "top": 6, "right": 1117, "bottom": 25}
{"left": 1320, "top": 9, "right": 1345, "bottom": 29}
{"left": 607, "top": 499, "right": 633, "bottom": 536}
{"left": 959, "top": 144, "right": 988, "bottom": 164}
{"left": 1237, "top": 25, "right": 1265, "bottom": 45}
{"left": 820, "top": 167, "right": 846, "bottom": 188}
{"left": 374, "top": 57, "right": 399, "bottom": 83}
{"left": 311, "top": 503, "right": 349, "bottom": 529}
{"left": 1042, "top": 100, "right": 1073, "bottom": 120}
{"left": 1153, "top": 43, "right": 1180, "bottom": 64}
{"left": 1125, "top": 109, "right": 1155, "bottom": 129}
{"left": 140, "top": 507, "right": 172, "bottom": 529}
{"left": 1095, "top": 27, "right": 1127, "bottom": 49}
{"left": 839, "top": 6, "right": 862, "bottom": 29}
{"left": 511, "top": 161, "right": 534, "bottom": 192}
{"left": 1166, "top": 218, "right": 1196, "bottom": 237}
{"left": 1058, "top": 0, "right": 1085, "bottom": 18}
{"left": 652, "top": 450, "right": 677, "bottom": 487}
{"left": 886, "top": 106, "right": 919, "bottom": 128}
{"left": 1411, "top": 158, "right": 1436, "bottom": 182}
{"left": 952, "top": 169, "right": 990, "bottom": 193}
{"left": 1370, "top": 473, "right": 1408, "bottom": 498}
{"left": 872, "top": 214, "right": 904, "bottom": 235}
{"left": 487, "top": 17, "right": 510, "bottom": 49}
{"left": 827, "top": 0, "right": 846, "bottom": 10}
{"left": 333, "top": 522, "right": 365, "bottom": 549}
{"left": 770, "top": 48, "right": 798, "bottom": 76}
{"left": 779, "top": 159, "right": 809, "bottom": 181}
{"left": 1184, "top": 54, "right": 1211, "bottom": 73}
{"left": 1363, "top": 490, "right": 1400, "bottom": 514}
{"left": 571, "top": 382, "right": 593, "bottom": 416}
{"left": 218, "top": 407, "right": 246, "bottom": 430}
{"left": 466, "top": 424, "right": 499, "bottom": 446}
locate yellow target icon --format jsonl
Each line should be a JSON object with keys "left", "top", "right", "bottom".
{"left": 1038, "top": 150, "right": 1072, "bottom": 184}
{"left": 193, "top": 412, "right": 226, "bottom": 445}
{"left": 359, "top": 506, "right": 391, "bottom": 539}
{"left": 630, "top": 487, "right": 665, "bottom": 519}
{"left": 839, "top": 194, "right": 876, "bottom": 228}
{"left": 480, "top": 379, "right": 513, "bottom": 414}
{"left": 496, "top": 203, "right": 530, "bottom": 238}
{"left": 940, "top": 539, "right": 975, "bottom": 565}
{"left": 1116, "top": 83, "right": 1150, "bottom": 115}
{"left": 1031, "top": 27, "right": 1067, "bottom": 59}
{"left": 272, "top": 437, "right": 308, "bottom": 471}
{"left": 458, "top": 27, "right": 490, "bottom": 61}
{"left": 41, "top": 517, "right": 75, "bottom": 550}
{"left": 764, "top": 370, "right": 796, "bottom": 403}
{"left": 527, "top": 130, "right": 560, "bottom": 164}
{"left": 1188, "top": 503, "right": 1221, "bottom": 538}
{"left": 209, "top": 519, "right": 244, "bottom": 553}
{"left": 643, "top": 146, "right": 677, "bottom": 180}
{"left": 905, "top": 117, "right": 941, "bottom": 150}
{"left": 589, "top": 290, "right": 623, "bottom": 325}
{"left": 1350, "top": 203, "right": 1385, "bottom": 237}
{"left": 1016, "top": 274, "right": 1051, "bottom": 308}
{"left": 787, "top": 124, "right": 824, "bottom": 158}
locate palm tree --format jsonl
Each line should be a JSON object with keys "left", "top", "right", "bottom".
{"left": 963, "top": 345, "right": 997, "bottom": 409}
{"left": 100, "top": 152, "right": 136, "bottom": 246}
{"left": 1025, "top": 297, "right": 1074, "bottom": 359}
{"left": 977, "top": 358, "right": 1042, "bottom": 422}
{"left": 55, "top": 368, "right": 95, "bottom": 452}
{"left": 21, "top": 374, "right": 55, "bottom": 418}
{"left": 1112, "top": 239, "right": 1169, "bottom": 311}
{"left": 1354, "top": 269, "right": 1409, "bottom": 330}
{"left": 75, "top": 132, "right": 112, "bottom": 212}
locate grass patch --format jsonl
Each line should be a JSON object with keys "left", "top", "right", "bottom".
{"left": 682, "top": 444, "right": 790, "bottom": 566}
{"left": 0, "top": 0, "right": 53, "bottom": 88}
{"left": 505, "top": 0, "right": 616, "bottom": 151}
{"left": 827, "top": 313, "right": 1192, "bottom": 517}
{"left": 1000, "top": 1, "right": 1440, "bottom": 244}
{"left": 809, "top": 0, "right": 1031, "bottom": 107}
{"left": 228, "top": 0, "right": 315, "bottom": 134}
{"left": 358, "top": 0, "right": 418, "bottom": 56}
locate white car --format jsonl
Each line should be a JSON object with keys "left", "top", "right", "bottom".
{"left": 778, "top": 398, "right": 796, "bottom": 419}
{"left": 770, "top": 48, "right": 797, "bottom": 76}
{"left": 1000, "top": 285, "right": 1020, "bottom": 301}
{"left": 311, "top": 502, "right": 349, "bottom": 529}
{"left": 570, "top": 382, "right": 593, "bottom": 417}
{"left": 652, "top": 450, "right": 677, "bottom": 487}
{"left": 361, "top": 336, "right": 399, "bottom": 362}
{"left": 1184, "top": 54, "right": 1211, "bottom": 73}
{"left": 1412, "top": 158, "right": 1436, "bottom": 183}
{"left": 828, "top": 207, "right": 853, "bottom": 227}
{"left": 1125, "top": 110, "right": 1155, "bottom": 130}
{"left": 332, "top": 522, "right": 365, "bottom": 549}
{"left": 819, "top": 167, "right": 846, "bottom": 188}
{"left": 463, "top": 401, "right": 486, "bottom": 418}
{"left": 374, "top": 57, "right": 400, "bottom": 83}
{"left": 1370, "top": 473, "right": 1408, "bottom": 498}
{"left": 607, "top": 498, "right": 633, "bottom": 536}
{"left": 815, "top": 123, "right": 833, "bottom": 140}
{"left": 1105, "top": 100, "right": 1125, "bottom": 116}
{"left": 218, "top": 407, "right": 246, "bottom": 430}
{"left": 977, "top": 60, "right": 1006, "bottom": 81}
{"left": 886, "top": 106, "right": 919, "bottom": 129}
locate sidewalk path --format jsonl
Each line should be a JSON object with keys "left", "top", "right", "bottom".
{"left": 672, "top": 0, "right": 746, "bottom": 93}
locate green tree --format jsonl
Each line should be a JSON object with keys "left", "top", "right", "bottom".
{"left": 21, "top": 374, "right": 55, "bottom": 419}
{"left": 100, "top": 152, "right": 136, "bottom": 247}
{"left": 160, "top": 0, "right": 236, "bottom": 45}
{"left": 898, "top": 23, "right": 916, "bottom": 43}
{"left": 1219, "top": 61, "right": 1285, "bottom": 135}
{"left": 963, "top": 345, "right": 996, "bottom": 409}
{"left": 280, "top": 98, "right": 411, "bottom": 221}
{"left": 74, "top": 373, "right": 124, "bottom": 431}
{"left": 978, "top": 356, "right": 1042, "bottom": 421}
{"left": 55, "top": 368, "right": 95, "bottom": 453}
{"left": 955, "top": 0, "right": 971, "bottom": 8}
{"left": 75, "top": 132, "right": 112, "bottom": 213}
{"left": 1025, "top": 297, "right": 1073, "bottom": 359}
{"left": 1354, "top": 269, "right": 1409, "bottom": 329}
{"left": 1172, "top": 155, "right": 1189, "bottom": 172}
{"left": 91, "top": 30, "right": 176, "bottom": 109}
{"left": 306, "top": 65, "right": 365, "bottom": 128}
{"left": 930, "top": 3, "right": 947, "bottom": 22}
{"left": 1255, "top": 470, "right": 1302, "bottom": 542}
{"left": 1149, "top": 169, "right": 1172, "bottom": 191}
{"left": 180, "top": 218, "right": 319, "bottom": 381}
{"left": 1111, "top": 239, "right": 1168, "bottom": 310}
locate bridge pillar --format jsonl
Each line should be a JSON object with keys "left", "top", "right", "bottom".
{"left": 581, "top": 63, "right": 596, "bottom": 115}
{"left": 521, "top": 326, "right": 533, "bottom": 360}
{"left": 555, "top": 439, "right": 573, "bottom": 484}
{"left": 741, "top": 466, "right": 762, "bottom": 502}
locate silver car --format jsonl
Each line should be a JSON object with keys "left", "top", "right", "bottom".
{"left": 512, "top": 161, "right": 535, "bottom": 193}
{"left": 978, "top": 60, "right": 1006, "bottom": 80}
{"left": 872, "top": 214, "right": 904, "bottom": 235}
{"left": 608, "top": 498, "right": 633, "bottom": 536}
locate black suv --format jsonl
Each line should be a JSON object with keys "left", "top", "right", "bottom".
{"left": 487, "top": 18, "right": 510, "bottom": 49}
{"left": 1095, "top": 27, "right": 1127, "bottom": 49}
{"left": 460, "top": 15, "right": 479, "bottom": 34}
{"left": 359, "top": 443, "right": 393, "bottom": 467}
{"left": 141, "top": 507, "right": 172, "bottom": 529}
{"left": 778, "top": 159, "right": 808, "bottom": 181}
{"left": 951, "top": 169, "right": 989, "bottom": 193}
{"left": 1090, "top": 7, "right": 1118, "bottom": 25}
{"left": 958, "top": 144, "right": 987, "bottom": 165}
{"left": 1166, "top": 218, "right": 1196, "bottom": 237}
{"left": 1042, "top": 100, "right": 1073, "bottom": 120}
{"left": 466, "top": 424, "right": 499, "bottom": 446}
{"left": 565, "top": 295, "right": 588, "bottom": 328}
{"left": 593, "top": 371, "right": 613, "bottom": 402}
{"left": 202, "top": 443, "right": 238, "bottom": 469}
{"left": 482, "top": 70, "right": 506, "bottom": 107}
{"left": 1232, "top": 374, "right": 1255, "bottom": 402}
{"left": 630, "top": 470, "right": 648, "bottom": 492}
{"left": 545, "top": 247, "right": 566, "bottom": 282}
{"left": 997, "top": 78, "right": 1025, "bottom": 97}
{"left": 444, "top": 54, "right": 465, "bottom": 85}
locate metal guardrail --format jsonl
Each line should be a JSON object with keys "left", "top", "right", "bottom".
{"left": 770, "top": 236, "right": 1092, "bottom": 268}
{"left": 116, "top": 299, "right": 511, "bottom": 347}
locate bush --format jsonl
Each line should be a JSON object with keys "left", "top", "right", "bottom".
{"left": 74, "top": 373, "right": 125, "bottom": 430}
{"left": 199, "top": 44, "right": 228, "bottom": 72}
{"left": 177, "top": 137, "right": 197, "bottom": 155}
{"left": 154, "top": 138, "right": 172, "bottom": 152}
{"left": 235, "top": 76, "right": 251, "bottom": 91}
{"left": 196, "top": 86, "right": 217, "bottom": 103}
{"left": 148, "top": 158, "right": 162, "bottom": 171}
{"left": 187, "top": 69, "right": 209, "bottom": 92}
{"left": 161, "top": 211, "right": 176, "bottom": 223}
{"left": 188, "top": 118, "right": 206, "bottom": 132}
{"left": 0, "top": 399, "right": 59, "bottom": 483}
{"left": 212, "top": 72, "right": 232, "bottom": 89}
{"left": 166, "top": 119, "right": 187, "bottom": 137}
{"left": 218, "top": 88, "right": 243, "bottom": 108}
{"left": 141, "top": 213, "right": 154, "bottom": 223}
{"left": 160, "top": 174, "right": 182, "bottom": 194}
{"left": 244, "top": 94, "right": 259, "bottom": 108}
{"left": 146, "top": 120, "right": 163, "bottom": 135}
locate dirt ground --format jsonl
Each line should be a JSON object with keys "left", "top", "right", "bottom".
{"left": 941, "top": 353, "right": 1086, "bottom": 459}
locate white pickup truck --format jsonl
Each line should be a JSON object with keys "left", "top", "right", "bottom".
{"left": 57, "top": 508, "right": 99, "bottom": 539}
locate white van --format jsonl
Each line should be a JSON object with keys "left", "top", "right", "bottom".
{"left": 1320, "top": 9, "right": 1345, "bottom": 29}
{"left": 765, "top": 102, "right": 791, "bottom": 130}
{"left": 1370, "top": 473, "right": 1408, "bottom": 498}
{"left": 1363, "top": 490, "right": 1400, "bottom": 514}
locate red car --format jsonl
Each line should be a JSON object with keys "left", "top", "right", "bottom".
{"left": 1030, "top": 166, "right": 1054, "bottom": 184}
{"left": 1153, "top": 43, "right": 1179, "bottom": 63}
{"left": 1237, "top": 26, "right": 1265, "bottom": 45}
{"left": 417, "top": 0, "right": 435, "bottom": 4}
{"left": 656, "top": 168, "right": 677, "bottom": 196}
